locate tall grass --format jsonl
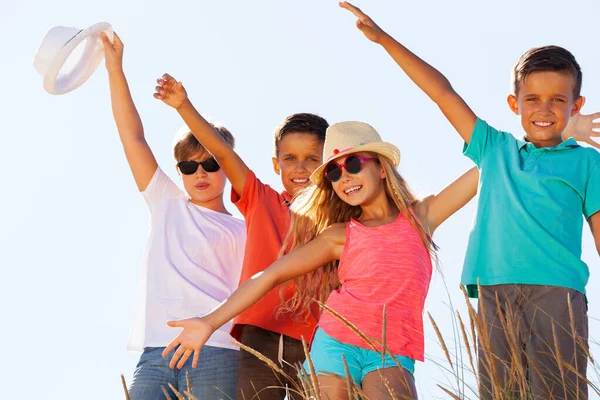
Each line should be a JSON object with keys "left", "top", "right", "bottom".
{"left": 122, "top": 287, "right": 598, "bottom": 399}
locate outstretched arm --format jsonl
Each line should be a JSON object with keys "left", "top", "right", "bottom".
{"left": 340, "top": 2, "right": 477, "bottom": 143}
{"left": 154, "top": 75, "right": 249, "bottom": 196}
{"left": 101, "top": 32, "right": 158, "bottom": 191}
{"left": 162, "top": 224, "right": 346, "bottom": 369}
{"left": 415, "top": 167, "right": 479, "bottom": 234}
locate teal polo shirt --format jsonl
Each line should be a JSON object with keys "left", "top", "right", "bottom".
{"left": 462, "top": 118, "right": 600, "bottom": 298}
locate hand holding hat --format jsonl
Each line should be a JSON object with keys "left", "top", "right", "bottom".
{"left": 100, "top": 31, "right": 124, "bottom": 74}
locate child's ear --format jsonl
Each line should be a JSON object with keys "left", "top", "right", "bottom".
{"left": 272, "top": 157, "right": 281, "bottom": 176}
{"left": 507, "top": 94, "right": 520, "bottom": 115}
{"left": 571, "top": 96, "right": 585, "bottom": 116}
{"left": 175, "top": 165, "right": 182, "bottom": 178}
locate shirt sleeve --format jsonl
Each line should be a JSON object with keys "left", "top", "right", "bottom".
{"left": 463, "top": 118, "right": 511, "bottom": 167}
{"left": 231, "top": 169, "right": 281, "bottom": 217}
{"left": 584, "top": 160, "right": 600, "bottom": 219}
{"left": 141, "top": 167, "right": 182, "bottom": 212}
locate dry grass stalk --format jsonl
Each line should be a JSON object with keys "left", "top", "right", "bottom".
{"left": 342, "top": 354, "right": 356, "bottom": 399}
{"left": 317, "top": 301, "right": 379, "bottom": 352}
{"left": 302, "top": 337, "right": 322, "bottom": 400}
{"left": 168, "top": 383, "right": 186, "bottom": 400}
{"left": 185, "top": 370, "right": 192, "bottom": 397}
{"left": 231, "top": 338, "right": 303, "bottom": 396}
{"left": 428, "top": 312, "right": 454, "bottom": 373}
{"left": 121, "top": 375, "right": 131, "bottom": 400}
{"left": 456, "top": 311, "right": 476, "bottom": 374}
{"left": 437, "top": 384, "right": 462, "bottom": 400}
{"left": 161, "top": 386, "right": 173, "bottom": 400}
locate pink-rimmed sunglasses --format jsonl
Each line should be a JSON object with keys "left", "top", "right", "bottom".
{"left": 324, "top": 154, "right": 378, "bottom": 182}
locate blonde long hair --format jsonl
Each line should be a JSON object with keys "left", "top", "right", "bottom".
{"left": 278, "top": 154, "right": 438, "bottom": 321}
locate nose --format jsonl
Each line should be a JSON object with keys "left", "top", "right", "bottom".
{"left": 195, "top": 166, "right": 208, "bottom": 177}
{"left": 294, "top": 160, "right": 308, "bottom": 172}
{"left": 537, "top": 100, "right": 552, "bottom": 114}
{"left": 339, "top": 167, "right": 353, "bottom": 183}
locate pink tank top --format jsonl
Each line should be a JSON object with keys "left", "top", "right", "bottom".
{"left": 318, "top": 212, "right": 432, "bottom": 361}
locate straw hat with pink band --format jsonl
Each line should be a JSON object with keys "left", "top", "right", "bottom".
{"left": 310, "top": 121, "right": 401, "bottom": 185}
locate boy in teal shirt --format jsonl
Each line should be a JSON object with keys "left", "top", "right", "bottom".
{"left": 340, "top": 2, "right": 600, "bottom": 399}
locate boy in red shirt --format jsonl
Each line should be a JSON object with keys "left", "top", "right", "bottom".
{"left": 155, "top": 74, "right": 327, "bottom": 399}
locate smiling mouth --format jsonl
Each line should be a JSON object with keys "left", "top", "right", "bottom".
{"left": 533, "top": 121, "right": 555, "bottom": 128}
{"left": 292, "top": 178, "right": 309, "bottom": 185}
{"left": 344, "top": 185, "right": 363, "bottom": 195}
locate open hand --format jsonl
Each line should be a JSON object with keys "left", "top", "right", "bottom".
{"left": 162, "top": 317, "right": 215, "bottom": 369}
{"left": 100, "top": 32, "right": 123, "bottom": 73}
{"left": 562, "top": 112, "right": 600, "bottom": 150}
{"left": 154, "top": 73, "right": 188, "bottom": 109}
{"left": 339, "top": 1, "right": 387, "bottom": 44}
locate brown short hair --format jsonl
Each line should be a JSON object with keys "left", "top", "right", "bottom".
{"left": 512, "top": 45, "right": 582, "bottom": 98}
{"left": 273, "top": 113, "right": 328, "bottom": 156}
{"left": 173, "top": 124, "right": 234, "bottom": 162}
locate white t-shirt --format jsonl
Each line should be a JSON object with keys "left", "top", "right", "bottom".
{"left": 127, "top": 167, "right": 246, "bottom": 351}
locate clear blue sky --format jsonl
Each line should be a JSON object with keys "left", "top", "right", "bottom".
{"left": 1, "top": 0, "right": 599, "bottom": 398}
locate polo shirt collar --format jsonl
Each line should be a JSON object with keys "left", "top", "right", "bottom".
{"left": 517, "top": 137, "right": 579, "bottom": 151}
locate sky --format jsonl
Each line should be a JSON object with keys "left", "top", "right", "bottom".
{"left": 1, "top": 0, "right": 600, "bottom": 398}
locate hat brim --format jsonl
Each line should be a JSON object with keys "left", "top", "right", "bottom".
{"left": 310, "top": 142, "right": 401, "bottom": 185}
{"left": 43, "top": 22, "right": 113, "bottom": 95}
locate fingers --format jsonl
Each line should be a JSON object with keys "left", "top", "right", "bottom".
{"left": 192, "top": 349, "right": 201, "bottom": 369}
{"left": 589, "top": 112, "right": 600, "bottom": 121}
{"left": 162, "top": 337, "right": 180, "bottom": 358}
{"left": 177, "top": 349, "right": 193, "bottom": 369}
{"left": 112, "top": 32, "right": 123, "bottom": 46}
{"left": 593, "top": 122, "right": 600, "bottom": 130}
{"left": 155, "top": 85, "right": 165, "bottom": 97}
{"left": 167, "top": 320, "right": 182, "bottom": 328}
{"left": 162, "top": 73, "right": 176, "bottom": 83}
{"left": 339, "top": 1, "right": 364, "bottom": 16}
{"left": 99, "top": 32, "right": 112, "bottom": 50}
{"left": 585, "top": 139, "right": 600, "bottom": 150}
{"left": 170, "top": 344, "right": 187, "bottom": 369}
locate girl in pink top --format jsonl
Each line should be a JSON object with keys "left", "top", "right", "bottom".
{"left": 161, "top": 120, "right": 479, "bottom": 398}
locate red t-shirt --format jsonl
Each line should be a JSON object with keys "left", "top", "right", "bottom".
{"left": 230, "top": 170, "right": 317, "bottom": 341}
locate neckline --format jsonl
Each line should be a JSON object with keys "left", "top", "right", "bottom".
{"left": 350, "top": 212, "right": 402, "bottom": 229}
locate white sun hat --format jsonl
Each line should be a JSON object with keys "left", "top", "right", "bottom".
{"left": 310, "top": 121, "right": 401, "bottom": 185}
{"left": 34, "top": 22, "right": 113, "bottom": 95}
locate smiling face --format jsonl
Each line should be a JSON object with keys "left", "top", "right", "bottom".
{"left": 327, "top": 152, "right": 386, "bottom": 207}
{"left": 508, "top": 71, "right": 584, "bottom": 148}
{"left": 272, "top": 132, "right": 324, "bottom": 196}
{"left": 178, "top": 151, "right": 227, "bottom": 209}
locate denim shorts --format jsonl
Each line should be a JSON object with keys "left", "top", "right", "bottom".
{"left": 303, "top": 328, "right": 415, "bottom": 385}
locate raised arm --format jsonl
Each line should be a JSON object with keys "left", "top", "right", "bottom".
{"left": 415, "top": 167, "right": 479, "bottom": 234}
{"left": 162, "top": 223, "right": 346, "bottom": 369}
{"left": 100, "top": 32, "right": 157, "bottom": 191}
{"left": 154, "top": 75, "right": 249, "bottom": 196}
{"left": 340, "top": 2, "right": 477, "bottom": 143}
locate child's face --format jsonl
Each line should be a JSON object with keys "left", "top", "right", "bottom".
{"left": 329, "top": 152, "right": 386, "bottom": 207}
{"left": 508, "top": 71, "right": 584, "bottom": 147}
{"left": 272, "top": 132, "right": 324, "bottom": 196}
{"left": 178, "top": 151, "right": 227, "bottom": 206}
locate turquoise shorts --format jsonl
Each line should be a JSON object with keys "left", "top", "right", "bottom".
{"left": 303, "top": 328, "right": 415, "bottom": 385}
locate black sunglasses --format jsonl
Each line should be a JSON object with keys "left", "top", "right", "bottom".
{"left": 324, "top": 154, "right": 378, "bottom": 183}
{"left": 177, "top": 158, "right": 221, "bottom": 175}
